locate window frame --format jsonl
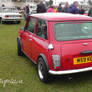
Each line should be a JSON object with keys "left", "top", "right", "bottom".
{"left": 25, "top": 16, "right": 36, "bottom": 34}
{"left": 34, "top": 18, "right": 48, "bottom": 40}
{"left": 53, "top": 21, "right": 92, "bottom": 41}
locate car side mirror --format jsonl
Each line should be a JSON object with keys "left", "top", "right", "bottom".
{"left": 20, "top": 27, "right": 24, "bottom": 31}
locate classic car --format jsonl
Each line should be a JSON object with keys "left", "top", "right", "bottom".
{"left": 17, "top": 13, "right": 92, "bottom": 82}
{"left": 0, "top": 7, "right": 22, "bottom": 24}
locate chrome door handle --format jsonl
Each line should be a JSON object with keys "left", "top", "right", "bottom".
{"left": 29, "top": 39, "right": 32, "bottom": 41}
{"left": 80, "top": 50, "right": 92, "bottom": 55}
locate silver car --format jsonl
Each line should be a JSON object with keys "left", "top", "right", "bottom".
{"left": 0, "top": 7, "right": 22, "bottom": 24}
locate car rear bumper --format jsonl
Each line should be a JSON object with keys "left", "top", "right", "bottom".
{"left": 2, "top": 18, "right": 22, "bottom": 22}
{"left": 49, "top": 67, "right": 92, "bottom": 75}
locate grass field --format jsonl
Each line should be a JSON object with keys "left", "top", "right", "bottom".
{"left": 0, "top": 21, "right": 92, "bottom": 92}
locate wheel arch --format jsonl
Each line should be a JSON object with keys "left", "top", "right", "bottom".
{"left": 17, "top": 36, "right": 23, "bottom": 48}
{"left": 37, "top": 54, "right": 49, "bottom": 71}
{"left": 17, "top": 36, "right": 21, "bottom": 43}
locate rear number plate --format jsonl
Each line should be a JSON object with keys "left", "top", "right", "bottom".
{"left": 74, "top": 56, "right": 92, "bottom": 64}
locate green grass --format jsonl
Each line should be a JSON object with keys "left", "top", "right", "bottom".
{"left": 0, "top": 21, "right": 92, "bottom": 92}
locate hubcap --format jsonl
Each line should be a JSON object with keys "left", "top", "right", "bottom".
{"left": 38, "top": 62, "right": 44, "bottom": 79}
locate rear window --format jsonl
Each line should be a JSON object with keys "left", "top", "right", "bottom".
{"left": 54, "top": 22, "right": 92, "bottom": 41}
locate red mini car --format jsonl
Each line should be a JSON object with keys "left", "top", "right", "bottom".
{"left": 17, "top": 13, "right": 92, "bottom": 82}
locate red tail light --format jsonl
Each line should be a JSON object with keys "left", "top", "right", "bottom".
{"left": 19, "top": 11, "right": 22, "bottom": 14}
{"left": 5, "top": 15, "right": 9, "bottom": 18}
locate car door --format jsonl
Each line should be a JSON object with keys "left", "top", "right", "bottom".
{"left": 30, "top": 19, "right": 49, "bottom": 62}
{"left": 21, "top": 17, "right": 35, "bottom": 58}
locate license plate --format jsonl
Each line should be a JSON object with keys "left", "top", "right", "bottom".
{"left": 74, "top": 56, "right": 92, "bottom": 64}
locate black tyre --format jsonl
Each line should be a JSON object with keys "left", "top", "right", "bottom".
{"left": 2, "top": 21, "right": 5, "bottom": 24}
{"left": 17, "top": 21, "right": 21, "bottom": 24}
{"left": 17, "top": 38, "right": 23, "bottom": 56}
{"left": 37, "top": 57, "right": 50, "bottom": 83}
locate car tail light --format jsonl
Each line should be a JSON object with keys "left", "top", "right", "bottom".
{"left": 52, "top": 55, "right": 61, "bottom": 70}
{"left": 5, "top": 15, "right": 9, "bottom": 18}
{"left": 19, "top": 11, "right": 22, "bottom": 14}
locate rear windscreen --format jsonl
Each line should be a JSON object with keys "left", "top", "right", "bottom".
{"left": 54, "top": 22, "right": 92, "bottom": 41}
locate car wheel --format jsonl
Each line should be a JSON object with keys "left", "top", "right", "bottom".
{"left": 2, "top": 21, "right": 5, "bottom": 24}
{"left": 37, "top": 57, "right": 50, "bottom": 83}
{"left": 17, "top": 21, "right": 21, "bottom": 24}
{"left": 17, "top": 38, "right": 23, "bottom": 56}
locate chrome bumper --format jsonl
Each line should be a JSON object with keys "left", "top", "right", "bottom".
{"left": 49, "top": 67, "right": 92, "bottom": 75}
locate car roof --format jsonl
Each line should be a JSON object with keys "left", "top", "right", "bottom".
{"left": 31, "top": 13, "right": 92, "bottom": 21}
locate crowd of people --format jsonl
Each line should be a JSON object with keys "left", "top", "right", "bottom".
{"left": 24, "top": 1, "right": 92, "bottom": 20}
{"left": 36, "top": 1, "right": 85, "bottom": 14}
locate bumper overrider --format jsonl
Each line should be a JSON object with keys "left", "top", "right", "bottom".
{"left": 49, "top": 67, "right": 92, "bottom": 75}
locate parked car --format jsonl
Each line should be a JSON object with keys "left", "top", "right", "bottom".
{"left": 0, "top": 7, "right": 22, "bottom": 24}
{"left": 29, "top": 4, "right": 37, "bottom": 14}
{"left": 17, "top": 13, "right": 92, "bottom": 82}
{"left": 31, "top": 10, "right": 36, "bottom": 14}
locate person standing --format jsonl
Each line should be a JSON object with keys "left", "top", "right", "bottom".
{"left": 26, "top": 5, "right": 30, "bottom": 15}
{"left": 36, "top": 1, "right": 46, "bottom": 13}
{"left": 57, "top": 3, "right": 62, "bottom": 12}
{"left": 47, "top": 6, "right": 55, "bottom": 12}
{"left": 67, "top": 1, "right": 79, "bottom": 14}
{"left": 24, "top": 5, "right": 30, "bottom": 20}
{"left": 79, "top": 6, "right": 85, "bottom": 15}
{"left": 63, "top": 2, "right": 69, "bottom": 13}
{"left": 88, "top": 7, "right": 92, "bottom": 17}
{"left": 54, "top": 6, "right": 58, "bottom": 12}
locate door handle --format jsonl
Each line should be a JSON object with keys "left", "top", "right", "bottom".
{"left": 80, "top": 51, "right": 92, "bottom": 55}
{"left": 29, "top": 39, "right": 32, "bottom": 41}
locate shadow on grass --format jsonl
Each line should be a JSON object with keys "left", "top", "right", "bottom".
{"left": 18, "top": 54, "right": 37, "bottom": 70}
{"left": 47, "top": 71, "right": 92, "bottom": 87}
{"left": 1, "top": 21, "right": 23, "bottom": 25}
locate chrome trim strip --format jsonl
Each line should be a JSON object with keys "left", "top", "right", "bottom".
{"left": 49, "top": 67, "right": 92, "bottom": 75}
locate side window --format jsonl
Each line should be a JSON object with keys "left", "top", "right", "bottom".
{"left": 35, "top": 19, "right": 48, "bottom": 39}
{"left": 26, "top": 18, "right": 35, "bottom": 33}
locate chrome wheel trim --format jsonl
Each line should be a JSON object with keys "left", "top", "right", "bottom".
{"left": 38, "top": 62, "right": 44, "bottom": 80}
